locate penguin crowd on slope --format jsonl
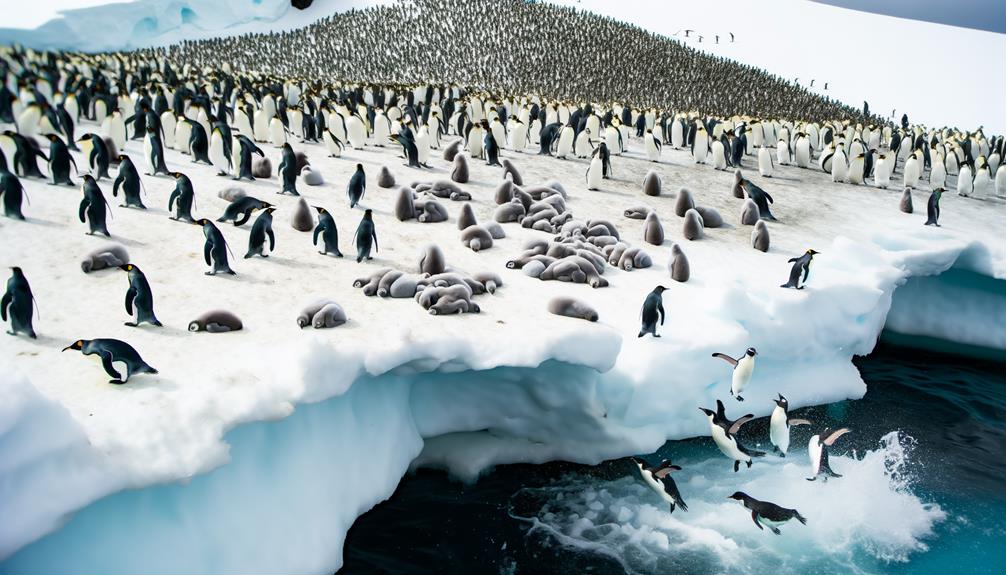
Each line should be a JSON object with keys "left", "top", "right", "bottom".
{"left": 1, "top": 0, "right": 1002, "bottom": 542}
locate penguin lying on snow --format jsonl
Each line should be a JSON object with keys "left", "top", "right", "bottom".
{"left": 728, "top": 492, "right": 807, "bottom": 535}
{"left": 631, "top": 457, "right": 688, "bottom": 513}
{"left": 62, "top": 338, "right": 158, "bottom": 384}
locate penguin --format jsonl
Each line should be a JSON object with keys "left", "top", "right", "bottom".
{"left": 556, "top": 123, "right": 574, "bottom": 159}
{"left": 830, "top": 148, "right": 848, "bottom": 183}
{"left": 781, "top": 249, "right": 819, "bottom": 289}
{"left": 245, "top": 207, "right": 276, "bottom": 258}
{"left": 196, "top": 218, "right": 235, "bottom": 275}
{"left": 638, "top": 285, "right": 666, "bottom": 338}
{"left": 208, "top": 125, "right": 231, "bottom": 176}
{"left": 758, "top": 146, "right": 774, "bottom": 177}
{"left": 78, "top": 175, "right": 111, "bottom": 236}
{"left": 168, "top": 172, "right": 197, "bottom": 223}
{"left": 0, "top": 170, "right": 26, "bottom": 220}
{"left": 794, "top": 132, "right": 811, "bottom": 168}
{"left": 112, "top": 155, "right": 145, "bottom": 209}
{"left": 186, "top": 119, "right": 211, "bottom": 164}
{"left": 769, "top": 394, "right": 811, "bottom": 456}
{"left": 269, "top": 114, "right": 287, "bottom": 147}
{"left": 630, "top": 457, "right": 688, "bottom": 513}
{"left": 323, "top": 127, "right": 345, "bottom": 157}
{"left": 903, "top": 152, "right": 921, "bottom": 189}
{"left": 278, "top": 143, "right": 300, "bottom": 195}
{"left": 699, "top": 400, "right": 764, "bottom": 472}
{"left": 873, "top": 153, "right": 893, "bottom": 188}
{"left": 807, "top": 428, "right": 851, "bottom": 481}
{"left": 727, "top": 492, "right": 806, "bottom": 535}
{"left": 218, "top": 196, "right": 273, "bottom": 227}
{"left": 711, "top": 138, "right": 727, "bottom": 170}
{"left": 538, "top": 122, "right": 561, "bottom": 155}
{"left": 586, "top": 156, "right": 603, "bottom": 190}
{"left": 313, "top": 206, "right": 343, "bottom": 257}
{"left": 484, "top": 129, "right": 502, "bottom": 166}
{"left": 347, "top": 163, "right": 366, "bottom": 208}
{"left": 120, "top": 264, "right": 161, "bottom": 327}
{"left": 957, "top": 163, "right": 974, "bottom": 197}
{"left": 144, "top": 126, "right": 171, "bottom": 176}
{"left": 62, "top": 339, "right": 157, "bottom": 384}
{"left": 711, "top": 347, "right": 757, "bottom": 401}
{"left": 2, "top": 267, "right": 37, "bottom": 338}
{"left": 78, "top": 133, "right": 111, "bottom": 180}
{"left": 691, "top": 124, "right": 709, "bottom": 164}
{"left": 847, "top": 153, "right": 865, "bottom": 184}
{"left": 45, "top": 134, "right": 76, "bottom": 185}
{"left": 925, "top": 188, "right": 943, "bottom": 226}
{"left": 741, "top": 179, "right": 776, "bottom": 220}
{"left": 354, "top": 208, "right": 379, "bottom": 263}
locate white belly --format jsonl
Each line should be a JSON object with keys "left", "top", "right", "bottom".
{"left": 712, "top": 142, "right": 726, "bottom": 169}
{"left": 711, "top": 424, "right": 748, "bottom": 461}
{"left": 808, "top": 436, "right": 823, "bottom": 475}
{"left": 556, "top": 130, "right": 573, "bottom": 157}
{"left": 586, "top": 158, "right": 602, "bottom": 190}
{"left": 769, "top": 407, "right": 789, "bottom": 454}
{"left": 759, "top": 148, "right": 773, "bottom": 175}
{"left": 732, "top": 357, "right": 754, "bottom": 395}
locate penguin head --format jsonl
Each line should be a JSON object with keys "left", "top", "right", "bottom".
{"left": 746, "top": 347, "right": 757, "bottom": 357}
{"left": 698, "top": 406, "right": 715, "bottom": 418}
{"left": 727, "top": 492, "right": 748, "bottom": 502}
{"left": 313, "top": 206, "right": 326, "bottom": 214}
{"left": 806, "top": 249, "right": 819, "bottom": 256}
{"left": 117, "top": 154, "right": 128, "bottom": 162}
{"left": 119, "top": 264, "right": 136, "bottom": 272}
{"left": 264, "top": 207, "right": 277, "bottom": 215}
{"left": 630, "top": 456, "right": 647, "bottom": 468}
{"left": 195, "top": 218, "right": 210, "bottom": 226}
{"left": 774, "top": 394, "right": 788, "bottom": 409}
{"left": 653, "top": 285, "right": 667, "bottom": 293}
{"left": 363, "top": 209, "right": 373, "bottom": 219}
{"left": 62, "top": 340, "right": 85, "bottom": 352}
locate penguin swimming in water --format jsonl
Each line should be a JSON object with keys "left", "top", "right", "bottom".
{"left": 807, "top": 428, "right": 851, "bottom": 481}
{"left": 45, "top": 134, "right": 76, "bottom": 185}
{"left": 196, "top": 218, "right": 236, "bottom": 275}
{"left": 277, "top": 143, "right": 301, "bottom": 195}
{"left": 727, "top": 492, "right": 806, "bottom": 535}
{"left": 62, "top": 338, "right": 158, "bottom": 384}
{"left": 700, "top": 400, "right": 764, "bottom": 472}
{"left": 120, "top": 264, "right": 162, "bottom": 327}
{"left": 769, "top": 394, "right": 811, "bottom": 456}
{"left": 354, "top": 208, "right": 378, "bottom": 263}
{"left": 168, "top": 172, "right": 197, "bottom": 223}
{"left": 313, "top": 206, "right": 343, "bottom": 257}
{"left": 711, "top": 347, "right": 757, "bottom": 401}
{"left": 781, "top": 249, "right": 819, "bottom": 289}
{"left": 78, "top": 133, "right": 111, "bottom": 180}
{"left": 245, "top": 207, "right": 276, "bottom": 258}
{"left": 78, "top": 175, "right": 111, "bottom": 236}
{"left": 631, "top": 457, "right": 688, "bottom": 513}
{"left": 218, "top": 196, "right": 273, "bottom": 227}
{"left": 347, "top": 163, "right": 366, "bottom": 208}
{"left": 0, "top": 170, "right": 26, "bottom": 220}
{"left": 638, "top": 285, "right": 667, "bottom": 338}
{"left": 112, "top": 154, "right": 145, "bottom": 209}
{"left": 925, "top": 188, "right": 943, "bottom": 226}
{"left": 2, "top": 267, "right": 37, "bottom": 338}
{"left": 740, "top": 179, "right": 775, "bottom": 220}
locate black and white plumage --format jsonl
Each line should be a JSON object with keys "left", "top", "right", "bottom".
{"left": 728, "top": 492, "right": 807, "bottom": 535}
{"left": 631, "top": 457, "right": 688, "bottom": 513}
{"left": 699, "top": 399, "right": 765, "bottom": 472}
{"left": 808, "top": 427, "right": 851, "bottom": 481}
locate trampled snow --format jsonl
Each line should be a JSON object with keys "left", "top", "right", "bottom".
{"left": 2, "top": 114, "right": 1005, "bottom": 572}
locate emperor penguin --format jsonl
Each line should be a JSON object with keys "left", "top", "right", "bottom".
{"left": 174, "top": 115, "right": 193, "bottom": 154}
{"left": 209, "top": 126, "right": 231, "bottom": 176}
{"left": 630, "top": 457, "right": 688, "bottom": 513}
{"left": 490, "top": 116, "right": 507, "bottom": 151}
{"left": 847, "top": 153, "right": 865, "bottom": 184}
{"left": 973, "top": 158, "right": 993, "bottom": 198}
{"left": 269, "top": 115, "right": 287, "bottom": 147}
{"left": 699, "top": 400, "right": 764, "bottom": 472}
{"left": 807, "top": 428, "right": 851, "bottom": 481}
{"left": 604, "top": 122, "right": 622, "bottom": 155}
{"left": 586, "top": 156, "right": 603, "bottom": 190}
{"left": 711, "top": 138, "right": 727, "bottom": 170}
{"left": 711, "top": 347, "right": 757, "bottom": 401}
{"left": 692, "top": 125, "right": 709, "bottom": 164}
{"left": 16, "top": 102, "right": 41, "bottom": 138}
{"left": 62, "top": 339, "right": 158, "bottom": 384}
{"left": 556, "top": 124, "right": 574, "bottom": 159}
{"left": 874, "top": 154, "right": 893, "bottom": 188}
{"left": 645, "top": 129, "right": 661, "bottom": 161}
{"left": 574, "top": 127, "right": 593, "bottom": 158}
{"left": 510, "top": 116, "right": 529, "bottom": 153}
{"left": 161, "top": 110, "right": 177, "bottom": 149}
{"left": 467, "top": 122, "right": 485, "bottom": 159}
{"left": 903, "top": 152, "right": 921, "bottom": 189}
{"left": 794, "top": 133, "right": 811, "bottom": 168}
{"left": 323, "top": 128, "right": 345, "bottom": 157}
{"left": 769, "top": 394, "right": 811, "bottom": 456}
{"left": 671, "top": 118, "right": 684, "bottom": 149}
{"left": 373, "top": 109, "right": 391, "bottom": 146}
{"left": 346, "top": 114, "right": 367, "bottom": 149}
{"left": 104, "top": 109, "right": 128, "bottom": 153}
{"left": 253, "top": 108, "right": 270, "bottom": 142}
{"left": 120, "top": 264, "right": 162, "bottom": 327}
{"left": 957, "top": 163, "right": 973, "bottom": 197}
{"left": 996, "top": 161, "right": 1006, "bottom": 196}
{"left": 758, "top": 147, "right": 774, "bottom": 177}
{"left": 781, "top": 249, "right": 819, "bottom": 289}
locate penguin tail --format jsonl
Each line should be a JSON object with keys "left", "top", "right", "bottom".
{"left": 795, "top": 512, "right": 807, "bottom": 525}
{"left": 142, "top": 365, "right": 159, "bottom": 375}
{"left": 678, "top": 500, "right": 689, "bottom": 512}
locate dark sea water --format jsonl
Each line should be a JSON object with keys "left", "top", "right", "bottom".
{"left": 342, "top": 342, "right": 1006, "bottom": 574}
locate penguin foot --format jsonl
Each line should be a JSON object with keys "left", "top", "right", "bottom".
{"left": 124, "top": 322, "right": 138, "bottom": 327}
{"left": 733, "top": 461, "right": 740, "bottom": 473}
{"left": 746, "top": 460, "right": 752, "bottom": 468}
{"left": 736, "top": 395, "right": 745, "bottom": 401}
{"left": 771, "top": 527, "right": 781, "bottom": 535}
{"left": 796, "top": 286, "right": 805, "bottom": 290}
{"left": 205, "top": 271, "right": 216, "bottom": 276}
{"left": 108, "top": 379, "right": 126, "bottom": 385}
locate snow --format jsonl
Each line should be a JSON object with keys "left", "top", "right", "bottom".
{"left": 1, "top": 105, "right": 1004, "bottom": 571}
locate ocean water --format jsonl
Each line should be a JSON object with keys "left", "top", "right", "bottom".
{"left": 343, "top": 342, "right": 1006, "bottom": 574}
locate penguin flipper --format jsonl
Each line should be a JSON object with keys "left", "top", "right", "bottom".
{"left": 203, "top": 241, "right": 213, "bottom": 266}
{"left": 78, "top": 198, "right": 88, "bottom": 223}
{"left": 751, "top": 511, "right": 763, "bottom": 530}
{"left": 1, "top": 291, "right": 10, "bottom": 321}
{"left": 711, "top": 353, "right": 738, "bottom": 367}
{"left": 124, "top": 286, "right": 136, "bottom": 315}
{"left": 98, "top": 351, "right": 122, "bottom": 381}
{"left": 267, "top": 228, "right": 275, "bottom": 252}
{"left": 788, "top": 418, "right": 812, "bottom": 426}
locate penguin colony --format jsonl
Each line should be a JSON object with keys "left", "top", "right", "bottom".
{"left": 1, "top": 0, "right": 1002, "bottom": 541}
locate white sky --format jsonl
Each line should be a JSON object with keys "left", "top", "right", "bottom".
{"left": 6, "top": 0, "right": 1004, "bottom": 132}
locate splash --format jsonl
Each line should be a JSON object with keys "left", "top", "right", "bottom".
{"left": 509, "top": 431, "right": 945, "bottom": 574}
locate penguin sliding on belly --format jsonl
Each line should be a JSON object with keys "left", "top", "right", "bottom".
{"left": 631, "top": 457, "right": 688, "bottom": 513}
{"left": 769, "top": 394, "right": 811, "bottom": 456}
{"left": 711, "top": 347, "right": 757, "bottom": 401}
{"left": 808, "top": 428, "right": 851, "bottom": 481}
{"left": 700, "top": 400, "right": 764, "bottom": 472}
{"left": 62, "top": 338, "right": 158, "bottom": 384}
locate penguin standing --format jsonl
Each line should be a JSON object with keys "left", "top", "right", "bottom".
{"left": 873, "top": 153, "right": 893, "bottom": 188}
{"left": 245, "top": 207, "right": 276, "bottom": 258}
{"left": 278, "top": 143, "right": 300, "bottom": 195}
{"left": 758, "top": 146, "right": 774, "bottom": 177}
{"left": 727, "top": 492, "right": 806, "bottom": 535}
{"left": 769, "top": 394, "right": 811, "bottom": 456}
{"left": 2, "top": 267, "right": 37, "bottom": 338}
{"left": 78, "top": 175, "right": 111, "bottom": 236}
{"left": 45, "top": 134, "right": 76, "bottom": 185}
{"left": 711, "top": 347, "right": 757, "bottom": 401}
{"left": 354, "top": 209, "right": 379, "bottom": 263}
{"left": 112, "top": 155, "right": 145, "bottom": 209}
{"left": 847, "top": 153, "right": 865, "bottom": 184}
{"left": 925, "top": 188, "right": 943, "bottom": 226}
{"left": 781, "top": 249, "right": 819, "bottom": 289}
{"left": 78, "top": 133, "right": 111, "bottom": 180}
{"left": 957, "top": 164, "right": 974, "bottom": 197}
{"left": 347, "top": 163, "right": 366, "bottom": 208}
{"left": 120, "top": 264, "right": 161, "bottom": 327}
{"left": 585, "top": 155, "right": 603, "bottom": 190}
{"left": 741, "top": 180, "right": 776, "bottom": 220}
{"left": 700, "top": 400, "right": 764, "bottom": 472}
{"left": 197, "top": 219, "right": 235, "bottom": 275}
{"left": 807, "top": 428, "right": 851, "bottom": 481}
{"left": 168, "top": 172, "right": 197, "bottom": 222}
{"left": 691, "top": 125, "right": 709, "bottom": 164}
{"left": 313, "top": 206, "right": 343, "bottom": 257}
{"left": 209, "top": 125, "right": 231, "bottom": 176}
{"left": 638, "top": 285, "right": 666, "bottom": 338}
{"left": 644, "top": 129, "right": 662, "bottom": 162}
{"left": 0, "top": 171, "right": 26, "bottom": 219}
{"left": 62, "top": 339, "right": 157, "bottom": 384}
{"left": 903, "top": 152, "right": 921, "bottom": 189}
{"left": 631, "top": 457, "right": 688, "bottom": 513}
{"left": 144, "top": 126, "right": 171, "bottom": 176}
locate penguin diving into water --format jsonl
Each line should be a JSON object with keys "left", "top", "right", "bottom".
{"left": 700, "top": 400, "right": 764, "bottom": 472}
{"left": 728, "top": 492, "right": 807, "bottom": 535}
{"left": 807, "top": 428, "right": 851, "bottom": 481}
{"left": 630, "top": 457, "right": 688, "bottom": 513}
{"left": 769, "top": 394, "right": 811, "bottom": 456}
